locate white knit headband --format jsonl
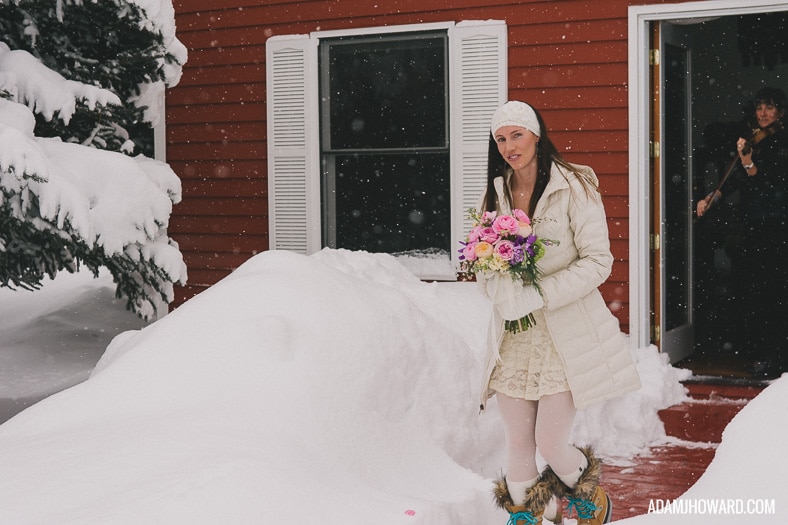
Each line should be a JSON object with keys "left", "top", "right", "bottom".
{"left": 490, "top": 101, "right": 541, "bottom": 138}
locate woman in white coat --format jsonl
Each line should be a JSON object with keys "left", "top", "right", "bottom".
{"left": 478, "top": 101, "right": 641, "bottom": 525}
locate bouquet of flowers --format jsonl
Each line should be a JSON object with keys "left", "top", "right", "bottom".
{"left": 458, "top": 208, "right": 554, "bottom": 333}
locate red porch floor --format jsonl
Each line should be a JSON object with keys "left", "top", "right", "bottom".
{"left": 598, "top": 380, "right": 764, "bottom": 521}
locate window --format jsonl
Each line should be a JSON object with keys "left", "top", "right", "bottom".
{"left": 319, "top": 32, "right": 450, "bottom": 253}
{"left": 266, "top": 21, "right": 506, "bottom": 279}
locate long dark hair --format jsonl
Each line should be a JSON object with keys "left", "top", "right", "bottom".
{"left": 482, "top": 104, "right": 596, "bottom": 216}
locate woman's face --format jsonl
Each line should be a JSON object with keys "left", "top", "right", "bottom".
{"left": 755, "top": 102, "right": 783, "bottom": 129}
{"left": 494, "top": 126, "right": 539, "bottom": 171}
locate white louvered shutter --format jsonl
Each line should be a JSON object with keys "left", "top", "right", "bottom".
{"left": 265, "top": 35, "right": 320, "bottom": 254}
{"left": 449, "top": 21, "right": 507, "bottom": 268}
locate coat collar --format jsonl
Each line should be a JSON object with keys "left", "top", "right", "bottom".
{"left": 493, "top": 162, "right": 573, "bottom": 214}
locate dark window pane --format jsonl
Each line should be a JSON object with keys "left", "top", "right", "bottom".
{"left": 325, "top": 35, "right": 447, "bottom": 149}
{"left": 332, "top": 153, "right": 450, "bottom": 252}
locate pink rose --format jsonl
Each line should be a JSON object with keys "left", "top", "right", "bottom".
{"left": 492, "top": 215, "right": 519, "bottom": 236}
{"left": 494, "top": 240, "right": 516, "bottom": 261}
{"left": 512, "top": 208, "right": 531, "bottom": 224}
{"left": 481, "top": 211, "right": 498, "bottom": 224}
{"left": 479, "top": 227, "right": 499, "bottom": 244}
{"left": 468, "top": 225, "right": 483, "bottom": 243}
{"left": 463, "top": 243, "right": 478, "bottom": 261}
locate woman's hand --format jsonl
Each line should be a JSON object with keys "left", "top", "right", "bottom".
{"left": 737, "top": 137, "right": 758, "bottom": 176}
{"left": 696, "top": 191, "right": 720, "bottom": 217}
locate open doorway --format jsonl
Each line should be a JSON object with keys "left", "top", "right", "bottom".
{"left": 656, "top": 12, "right": 788, "bottom": 379}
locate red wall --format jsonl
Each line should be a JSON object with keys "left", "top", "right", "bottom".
{"left": 167, "top": 0, "right": 683, "bottom": 325}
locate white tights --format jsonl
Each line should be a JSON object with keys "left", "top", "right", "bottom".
{"left": 496, "top": 391, "right": 586, "bottom": 486}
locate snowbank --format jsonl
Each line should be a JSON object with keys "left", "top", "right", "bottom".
{"left": 0, "top": 249, "right": 690, "bottom": 524}
{"left": 614, "top": 375, "right": 788, "bottom": 524}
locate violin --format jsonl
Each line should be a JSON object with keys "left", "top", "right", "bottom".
{"left": 700, "top": 120, "right": 783, "bottom": 215}
{"left": 740, "top": 120, "right": 783, "bottom": 155}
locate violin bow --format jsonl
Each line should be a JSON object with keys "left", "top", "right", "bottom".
{"left": 701, "top": 122, "right": 781, "bottom": 213}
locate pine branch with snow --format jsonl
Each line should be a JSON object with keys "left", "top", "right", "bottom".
{"left": 0, "top": 100, "right": 188, "bottom": 318}
{"left": 0, "top": 0, "right": 186, "bottom": 154}
{"left": 0, "top": 1, "right": 188, "bottom": 319}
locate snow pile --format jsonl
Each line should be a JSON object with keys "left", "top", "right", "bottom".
{"left": 0, "top": 249, "right": 698, "bottom": 523}
{"left": 616, "top": 375, "right": 788, "bottom": 524}
{"left": 572, "top": 345, "right": 691, "bottom": 462}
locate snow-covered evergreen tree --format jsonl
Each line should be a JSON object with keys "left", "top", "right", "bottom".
{"left": 0, "top": 0, "right": 189, "bottom": 319}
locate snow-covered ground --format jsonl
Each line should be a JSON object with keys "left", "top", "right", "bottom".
{"left": 0, "top": 249, "right": 784, "bottom": 524}
{"left": 0, "top": 268, "right": 148, "bottom": 424}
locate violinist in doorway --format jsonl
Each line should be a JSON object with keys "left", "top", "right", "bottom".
{"left": 696, "top": 86, "right": 788, "bottom": 379}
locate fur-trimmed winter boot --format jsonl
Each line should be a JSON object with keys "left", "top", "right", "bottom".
{"left": 542, "top": 447, "right": 611, "bottom": 525}
{"left": 492, "top": 475, "right": 563, "bottom": 525}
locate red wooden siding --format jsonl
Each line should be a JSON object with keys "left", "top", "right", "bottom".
{"left": 167, "top": 0, "right": 684, "bottom": 326}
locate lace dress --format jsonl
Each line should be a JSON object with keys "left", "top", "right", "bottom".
{"left": 488, "top": 309, "right": 570, "bottom": 400}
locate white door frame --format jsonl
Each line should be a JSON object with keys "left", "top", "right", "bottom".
{"left": 627, "top": 0, "right": 788, "bottom": 349}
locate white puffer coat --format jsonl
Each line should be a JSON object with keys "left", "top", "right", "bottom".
{"left": 477, "top": 162, "right": 641, "bottom": 410}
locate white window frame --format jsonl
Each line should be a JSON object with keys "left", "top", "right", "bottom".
{"left": 266, "top": 20, "right": 507, "bottom": 279}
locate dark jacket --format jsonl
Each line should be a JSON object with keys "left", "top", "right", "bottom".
{"left": 720, "top": 125, "right": 788, "bottom": 227}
